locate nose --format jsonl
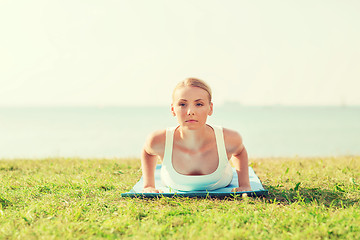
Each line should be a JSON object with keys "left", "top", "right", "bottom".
{"left": 187, "top": 106, "right": 195, "bottom": 115}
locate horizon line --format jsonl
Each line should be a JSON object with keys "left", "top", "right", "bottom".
{"left": 0, "top": 104, "right": 359, "bottom": 108}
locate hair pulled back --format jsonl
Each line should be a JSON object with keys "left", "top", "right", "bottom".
{"left": 172, "top": 78, "right": 212, "bottom": 103}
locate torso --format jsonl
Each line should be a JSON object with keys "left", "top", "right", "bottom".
{"left": 171, "top": 126, "right": 220, "bottom": 175}
{"left": 159, "top": 124, "right": 234, "bottom": 191}
{"left": 148, "top": 125, "right": 239, "bottom": 171}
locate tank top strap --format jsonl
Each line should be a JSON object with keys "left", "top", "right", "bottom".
{"left": 163, "top": 126, "right": 176, "bottom": 165}
{"left": 211, "top": 125, "right": 229, "bottom": 166}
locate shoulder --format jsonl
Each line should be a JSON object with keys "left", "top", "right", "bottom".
{"left": 143, "top": 129, "right": 167, "bottom": 156}
{"left": 222, "top": 127, "right": 243, "bottom": 144}
{"left": 222, "top": 127, "right": 244, "bottom": 156}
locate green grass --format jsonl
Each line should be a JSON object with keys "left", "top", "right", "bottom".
{"left": 0, "top": 156, "right": 359, "bottom": 239}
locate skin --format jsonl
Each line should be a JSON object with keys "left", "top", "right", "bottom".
{"left": 141, "top": 86, "right": 251, "bottom": 193}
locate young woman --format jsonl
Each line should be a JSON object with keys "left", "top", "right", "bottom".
{"left": 141, "top": 78, "right": 251, "bottom": 193}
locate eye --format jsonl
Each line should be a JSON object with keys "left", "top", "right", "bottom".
{"left": 196, "top": 103, "right": 204, "bottom": 106}
{"left": 178, "top": 103, "right": 186, "bottom": 107}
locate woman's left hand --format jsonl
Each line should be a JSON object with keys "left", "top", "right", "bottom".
{"left": 231, "top": 186, "right": 252, "bottom": 193}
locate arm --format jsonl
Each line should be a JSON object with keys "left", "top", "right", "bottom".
{"left": 141, "top": 149, "right": 163, "bottom": 193}
{"left": 223, "top": 128, "right": 251, "bottom": 192}
{"left": 231, "top": 145, "right": 251, "bottom": 192}
{"left": 141, "top": 130, "right": 165, "bottom": 193}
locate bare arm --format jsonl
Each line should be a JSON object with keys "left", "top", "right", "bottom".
{"left": 141, "top": 149, "right": 163, "bottom": 193}
{"left": 224, "top": 128, "right": 251, "bottom": 192}
{"left": 140, "top": 130, "right": 165, "bottom": 193}
{"left": 231, "top": 145, "right": 251, "bottom": 192}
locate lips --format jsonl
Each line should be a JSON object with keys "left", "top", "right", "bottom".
{"left": 185, "top": 120, "right": 198, "bottom": 122}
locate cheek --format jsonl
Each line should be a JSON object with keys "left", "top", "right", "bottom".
{"left": 200, "top": 108, "right": 210, "bottom": 114}
{"left": 174, "top": 108, "right": 185, "bottom": 116}
{"left": 181, "top": 109, "right": 188, "bottom": 116}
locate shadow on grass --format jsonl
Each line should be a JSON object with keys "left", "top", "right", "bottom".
{"left": 262, "top": 184, "right": 359, "bottom": 208}
{"left": 0, "top": 196, "right": 12, "bottom": 208}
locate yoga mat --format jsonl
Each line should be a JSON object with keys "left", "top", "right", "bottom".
{"left": 121, "top": 165, "right": 268, "bottom": 198}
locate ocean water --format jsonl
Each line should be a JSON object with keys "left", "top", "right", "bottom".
{"left": 0, "top": 106, "right": 359, "bottom": 159}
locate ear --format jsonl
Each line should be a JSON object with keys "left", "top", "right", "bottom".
{"left": 171, "top": 104, "right": 176, "bottom": 116}
{"left": 208, "top": 102, "right": 213, "bottom": 116}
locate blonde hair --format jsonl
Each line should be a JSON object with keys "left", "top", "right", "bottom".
{"left": 172, "top": 78, "right": 212, "bottom": 103}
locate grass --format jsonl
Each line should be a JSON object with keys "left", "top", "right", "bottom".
{"left": 0, "top": 156, "right": 359, "bottom": 239}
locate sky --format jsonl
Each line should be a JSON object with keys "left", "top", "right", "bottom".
{"left": 1, "top": 0, "right": 359, "bottom": 107}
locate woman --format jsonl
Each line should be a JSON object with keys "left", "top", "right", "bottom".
{"left": 141, "top": 78, "right": 251, "bottom": 193}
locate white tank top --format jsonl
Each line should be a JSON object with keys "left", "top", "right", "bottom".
{"left": 160, "top": 124, "right": 233, "bottom": 191}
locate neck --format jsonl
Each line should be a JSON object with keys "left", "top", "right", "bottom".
{"left": 177, "top": 125, "right": 210, "bottom": 150}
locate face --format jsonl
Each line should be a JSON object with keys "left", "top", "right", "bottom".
{"left": 171, "top": 86, "right": 213, "bottom": 129}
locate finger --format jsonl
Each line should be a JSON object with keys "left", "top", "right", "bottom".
{"left": 151, "top": 189, "right": 162, "bottom": 193}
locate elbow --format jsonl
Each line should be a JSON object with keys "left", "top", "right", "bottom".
{"left": 233, "top": 145, "right": 247, "bottom": 158}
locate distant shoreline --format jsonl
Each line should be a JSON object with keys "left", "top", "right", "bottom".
{"left": 0, "top": 105, "right": 360, "bottom": 108}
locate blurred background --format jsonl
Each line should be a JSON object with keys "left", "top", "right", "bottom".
{"left": 1, "top": 1, "right": 359, "bottom": 159}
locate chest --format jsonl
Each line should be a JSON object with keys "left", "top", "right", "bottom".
{"left": 171, "top": 141, "right": 219, "bottom": 175}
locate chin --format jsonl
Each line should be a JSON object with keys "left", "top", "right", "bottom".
{"left": 182, "top": 122, "right": 205, "bottom": 130}
{"left": 184, "top": 126, "right": 198, "bottom": 130}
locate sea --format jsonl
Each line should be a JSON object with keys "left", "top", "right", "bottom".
{"left": 0, "top": 106, "right": 359, "bottom": 159}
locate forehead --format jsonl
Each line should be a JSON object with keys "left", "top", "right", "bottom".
{"left": 173, "top": 86, "right": 209, "bottom": 101}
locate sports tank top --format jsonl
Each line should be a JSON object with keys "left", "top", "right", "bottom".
{"left": 160, "top": 124, "right": 233, "bottom": 191}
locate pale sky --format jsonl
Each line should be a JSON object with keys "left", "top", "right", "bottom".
{"left": 1, "top": 0, "right": 359, "bottom": 107}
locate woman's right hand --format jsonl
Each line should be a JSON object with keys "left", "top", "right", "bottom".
{"left": 142, "top": 187, "right": 164, "bottom": 193}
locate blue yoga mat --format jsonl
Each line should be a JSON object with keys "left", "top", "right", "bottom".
{"left": 121, "top": 165, "right": 268, "bottom": 198}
